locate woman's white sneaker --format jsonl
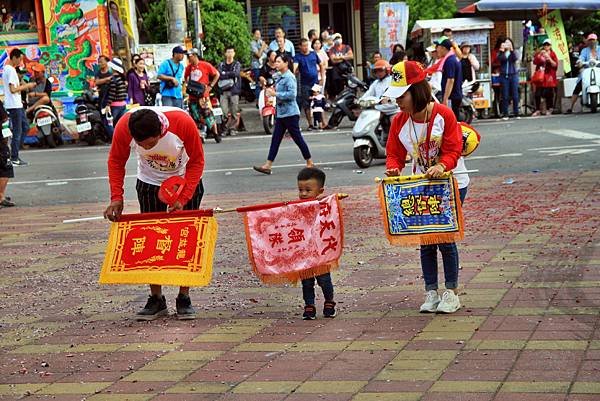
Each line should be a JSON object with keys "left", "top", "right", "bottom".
{"left": 436, "top": 290, "right": 461, "bottom": 313}
{"left": 420, "top": 290, "right": 441, "bottom": 313}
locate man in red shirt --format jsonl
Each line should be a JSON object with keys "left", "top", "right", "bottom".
{"left": 104, "top": 107, "right": 205, "bottom": 321}
{"left": 184, "top": 49, "right": 220, "bottom": 136}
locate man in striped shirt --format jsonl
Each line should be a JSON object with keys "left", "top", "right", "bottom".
{"left": 104, "top": 107, "right": 205, "bottom": 320}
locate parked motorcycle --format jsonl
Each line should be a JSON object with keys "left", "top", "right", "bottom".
{"left": 32, "top": 104, "right": 62, "bottom": 148}
{"left": 258, "top": 78, "right": 276, "bottom": 135}
{"left": 352, "top": 96, "right": 398, "bottom": 168}
{"left": 74, "top": 91, "right": 110, "bottom": 146}
{"left": 459, "top": 80, "right": 479, "bottom": 124}
{"left": 327, "top": 71, "right": 369, "bottom": 129}
{"left": 189, "top": 96, "right": 222, "bottom": 144}
{"left": 580, "top": 59, "right": 600, "bottom": 113}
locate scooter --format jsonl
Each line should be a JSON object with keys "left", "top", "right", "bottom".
{"left": 580, "top": 59, "right": 600, "bottom": 113}
{"left": 460, "top": 80, "right": 479, "bottom": 124}
{"left": 258, "top": 78, "right": 276, "bottom": 135}
{"left": 32, "top": 104, "right": 62, "bottom": 148}
{"left": 327, "top": 71, "right": 369, "bottom": 129}
{"left": 352, "top": 96, "right": 398, "bottom": 168}
{"left": 75, "top": 91, "right": 110, "bottom": 146}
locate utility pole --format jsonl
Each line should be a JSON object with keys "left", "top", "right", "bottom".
{"left": 167, "top": 0, "right": 187, "bottom": 43}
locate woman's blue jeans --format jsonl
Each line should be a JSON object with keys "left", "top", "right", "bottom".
{"left": 500, "top": 73, "right": 520, "bottom": 117}
{"left": 420, "top": 187, "right": 468, "bottom": 291}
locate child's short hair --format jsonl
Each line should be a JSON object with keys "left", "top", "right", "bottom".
{"left": 297, "top": 167, "right": 326, "bottom": 188}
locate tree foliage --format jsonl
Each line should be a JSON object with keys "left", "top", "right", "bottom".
{"left": 405, "top": 0, "right": 456, "bottom": 32}
{"left": 371, "top": 0, "right": 456, "bottom": 46}
{"left": 141, "top": 0, "right": 168, "bottom": 44}
{"left": 200, "top": 0, "right": 252, "bottom": 66}
{"left": 564, "top": 11, "right": 600, "bottom": 45}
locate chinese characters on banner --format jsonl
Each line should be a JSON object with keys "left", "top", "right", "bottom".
{"left": 378, "top": 174, "right": 464, "bottom": 246}
{"left": 242, "top": 195, "right": 344, "bottom": 284}
{"left": 541, "top": 10, "right": 571, "bottom": 74}
{"left": 99, "top": 210, "right": 218, "bottom": 287}
{"left": 378, "top": 2, "right": 410, "bottom": 61}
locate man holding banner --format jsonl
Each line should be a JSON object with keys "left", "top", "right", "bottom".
{"left": 104, "top": 107, "right": 205, "bottom": 321}
{"left": 383, "top": 61, "right": 469, "bottom": 314}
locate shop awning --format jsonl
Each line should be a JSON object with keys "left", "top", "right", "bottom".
{"left": 459, "top": 0, "right": 600, "bottom": 20}
{"left": 411, "top": 17, "right": 494, "bottom": 35}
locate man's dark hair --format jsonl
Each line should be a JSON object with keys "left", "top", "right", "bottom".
{"left": 442, "top": 28, "right": 452, "bottom": 35}
{"left": 128, "top": 109, "right": 162, "bottom": 142}
{"left": 276, "top": 53, "right": 291, "bottom": 66}
{"left": 407, "top": 80, "right": 432, "bottom": 113}
{"left": 99, "top": 54, "right": 110, "bottom": 63}
{"left": 9, "top": 48, "right": 23, "bottom": 60}
{"left": 297, "top": 167, "right": 326, "bottom": 188}
{"left": 300, "top": 38, "right": 309, "bottom": 45}
{"left": 252, "top": 27, "right": 260, "bottom": 35}
{"left": 225, "top": 45, "right": 235, "bottom": 52}
{"left": 308, "top": 29, "right": 317, "bottom": 40}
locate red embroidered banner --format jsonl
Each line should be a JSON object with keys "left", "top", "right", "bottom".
{"left": 99, "top": 210, "right": 218, "bottom": 287}
{"left": 241, "top": 194, "right": 344, "bottom": 284}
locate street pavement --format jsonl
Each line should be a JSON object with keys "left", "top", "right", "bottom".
{"left": 0, "top": 113, "right": 599, "bottom": 400}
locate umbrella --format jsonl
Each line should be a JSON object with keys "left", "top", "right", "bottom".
{"left": 459, "top": 0, "right": 600, "bottom": 20}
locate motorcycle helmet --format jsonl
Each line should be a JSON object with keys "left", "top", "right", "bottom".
{"left": 459, "top": 122, "right": 481, "bottom": 157}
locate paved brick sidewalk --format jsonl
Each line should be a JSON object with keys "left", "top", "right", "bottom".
{"left": 1, "top": 171, "right": 599, "bottom": 401}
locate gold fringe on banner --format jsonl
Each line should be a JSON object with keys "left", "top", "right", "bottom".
{"left": 378, "top": 174, "right": 464, "bottom": 247}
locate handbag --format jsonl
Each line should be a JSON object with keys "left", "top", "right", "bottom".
{"left": 186, "top": 80, "right": 206, "bottom": 97}
{"left": 218, "top": 78, "right": 235, "bottom": 91}
{"left": 531, "top": 68, "right": 545, "bottom": 85}
{"left": 164, "top": 61, "right": 181, "bottom": 89}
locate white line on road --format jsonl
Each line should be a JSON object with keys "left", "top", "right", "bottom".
{"left": 467, "top": 153, "right": 523, "bottom": 160}
{"left": 546, "top": 129, "right": 600, "bottom": 140}
{"left": 21, "top": 129, "right": 355, "bottom": 154}
{"left": 529, "top": 141, "right": 600, "bottom": 151}
{"left": 9, "top": 160, "right": 360, "bottom": 186}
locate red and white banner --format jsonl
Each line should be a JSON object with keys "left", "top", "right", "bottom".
{"left": 241, "top": 195, "right": 344, "bottom": 284}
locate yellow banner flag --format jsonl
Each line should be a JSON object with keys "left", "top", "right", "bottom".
{"left": 541, "top": 10, "right": 571, "bottom": 74}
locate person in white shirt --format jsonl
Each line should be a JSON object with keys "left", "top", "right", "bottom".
{"left": 2, "top": 48, "right": 36, "bottom": 166}
{"left": 269, "top": 26, "right": 295, "bottom": 57}
{"left": 360, "top": 59, "right": 398, "bottom": 143}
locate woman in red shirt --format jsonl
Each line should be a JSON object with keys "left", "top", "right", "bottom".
{"left": 532, "top": 39, "right": 558, "bottom": 116}
{"left": 384, "top": 61, "right": 469, "bottom": 314}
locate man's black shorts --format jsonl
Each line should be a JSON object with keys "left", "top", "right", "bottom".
{"left": 136, "top": 179, "right": 204, "bottom": 213}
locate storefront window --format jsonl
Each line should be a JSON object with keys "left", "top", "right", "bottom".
{"left": 0, "top": 0, "right": 42, "bottom": 46}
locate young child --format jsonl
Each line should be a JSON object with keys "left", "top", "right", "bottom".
{"left": 297, "top": 167, "right": 337, "bottom": 319}
{"left": 309, "top": 84, "right": 327, "bottom": 130}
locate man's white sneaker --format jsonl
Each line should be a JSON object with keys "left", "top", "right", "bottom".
{"left": 420, "top": 290, "right": 441, "bottom": 313}
{"left": 436, "top": 290, "right": 461, "bottom": 314}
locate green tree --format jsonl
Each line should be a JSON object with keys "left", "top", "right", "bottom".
{"left": 564, "top": 11, "right": 600, "bottom": 45}
{"left": 141, "top": 0, "right": 168, "bottom": 43}
{"left": 371, "top": 0, "right": 456, "bottom": 46}
{"left": 406, "top": 0, "right": 456, "bottom": 30}
{"left": 200, "top": 0, "right": 252, "bottom": 66}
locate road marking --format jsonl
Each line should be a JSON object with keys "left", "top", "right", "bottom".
{"left": 538, "top": 149, "right": 595, "bottom": 156}
{"left": 467, "top": 153, "right": 523, "bottom": 160}
{"left": 546, "top": 129, "right": 600, "bottom": 140}
{"left": 20, "top": 129, "right": 355, "bottom": 154}
{"left": 530, "top": 141, "right": 600, "bottom": 151}
{"left": 46, "top": 181, "right": 68, "bottom": 186}
{"left": 9, "top": 160, "right": 360, "bottom": 186}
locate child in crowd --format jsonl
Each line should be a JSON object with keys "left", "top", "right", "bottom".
{"left": 309, "top": 84, "right": 327, "bottom": 130}
{"left": 297, "top": 167, "right": 337, "bottom": 319}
